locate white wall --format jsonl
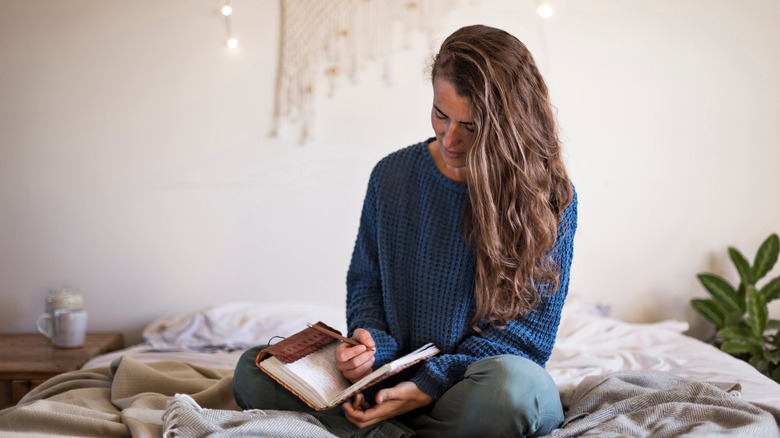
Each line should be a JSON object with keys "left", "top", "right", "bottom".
{"left": 1, "top": 0, "right": 778, "bottom": 344}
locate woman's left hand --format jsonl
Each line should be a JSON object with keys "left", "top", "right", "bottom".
{"left": 342, "top": 381, "right": 434, "bottom": 428}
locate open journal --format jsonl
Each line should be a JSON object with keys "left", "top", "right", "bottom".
{"left": 255, "top": 322, "right": 440, "bottom": 411}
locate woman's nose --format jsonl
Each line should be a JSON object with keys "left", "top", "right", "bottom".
{"left": 441, "top": 123, "right": 459, "bottom": 148}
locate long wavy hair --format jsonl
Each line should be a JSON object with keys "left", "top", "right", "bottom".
{"left": 432, "top": 25, "right": 574, "bottom": 327}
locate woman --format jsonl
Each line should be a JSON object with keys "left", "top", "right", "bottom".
{"left": 234, "top": 25, "right": 577, "bottom": 438}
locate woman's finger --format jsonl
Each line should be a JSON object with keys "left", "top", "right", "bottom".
{"left": 352, "top": 393, "right": 364, "bottom": 411}
{"left": 352, "top": 329, "right": 376, "bottom": 349}
{"left": 334, "top": 343, "right": 366, "bottom": 363}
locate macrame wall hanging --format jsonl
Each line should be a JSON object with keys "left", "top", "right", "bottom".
{"left": 270, "top": 0, "right": 473, "bottom": 143}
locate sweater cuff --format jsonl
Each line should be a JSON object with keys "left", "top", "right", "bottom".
{"left": 410, "top": 371, "right": 447, "bottom": 400}
{"left": 364, "top": 328, "right": 398, "bottom": 367}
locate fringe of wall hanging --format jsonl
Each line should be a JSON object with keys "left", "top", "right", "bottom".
{"left": 270, "top": 0, "right": 470, "bottom": 143}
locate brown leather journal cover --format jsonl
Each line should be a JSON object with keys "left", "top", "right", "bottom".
{"left": 255, "top": 321, "right": 339, "bottom": 365}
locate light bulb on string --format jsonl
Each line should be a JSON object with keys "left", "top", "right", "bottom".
{"left": 537, "top": 4, "right": 553, "bottom": 19}
{"left": 222, "top": 1, "right": 237, "bottom": 49}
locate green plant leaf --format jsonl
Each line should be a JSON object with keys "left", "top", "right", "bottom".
{"left": 716, "top": 326, "right": 746, "bottom": 339}
{"left": 697, "top": 273, "right": 741, "bottom": 313}
{"left": 752, "top": 233, "right": 779, "bottom": 282}
{"left": 724, "top": 312, "right": 747, "bottom": 328}
{"left": 772, "top": 367, "right": 780, "bottom": 383}
{"left": 736, "top": 283, "right": 747, "bottom": 313}
{"left": 765, "top": 350, "right": 780, "bottom": 365}
{"left": 749, "top": 356, "right": 769, "bottom": 374}
{"left": 691, "top": 298, "right": 726, "bottom": 327}
{"left": 717, "top": 327, "right": 763, "bottom": 344}
{"left": 721, "top": 340, "right": 753, "bottom": 354}
{"left": 747, "top": 286, "right": 768, "bottom": 337}
{"left": 768, "top": 319, "right": 780, "bottom": 331}
{"left": 761, "top": 277, "right": 780, "bottom": 302}
{"left": 729, "top": 247, "right": 754, "bottom": 288}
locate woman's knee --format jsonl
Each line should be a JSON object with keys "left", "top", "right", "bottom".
{"left": 232, "top": 345, "right": 267, "bottom": 410}
{"left": 459, "top": 355, "right": 563, "bottom": 436}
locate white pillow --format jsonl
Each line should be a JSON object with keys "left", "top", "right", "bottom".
{"left": 142, "top": 301, "right": 347, "bottom": 350}
{"left": 560, "top": 294, "right": 611, "bottom": 319}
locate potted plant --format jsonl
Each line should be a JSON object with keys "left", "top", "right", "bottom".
{"left": 691, "top": 233, "right": 780, "bottom": 382}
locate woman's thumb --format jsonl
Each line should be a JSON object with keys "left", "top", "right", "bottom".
{"left": 355, "top": 329, "right": 375, "bottom": 348}
{"left": 375, "top": 386, "right": 399, "bottom": 404}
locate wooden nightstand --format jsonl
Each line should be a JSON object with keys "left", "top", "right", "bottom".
{"left": 0, "top": 332, "right": 124, "bottom": 409}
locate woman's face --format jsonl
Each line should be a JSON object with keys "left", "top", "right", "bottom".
{"left": 431, "top": 77, "right": 475, "bottom": 173}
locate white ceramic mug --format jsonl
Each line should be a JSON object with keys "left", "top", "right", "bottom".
{"left": 36, "top": 309, "right": 88, "bottom": 348}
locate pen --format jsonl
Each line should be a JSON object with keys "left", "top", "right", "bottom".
{"left": 307, "top": 323, "right": 374, "bottom": 351}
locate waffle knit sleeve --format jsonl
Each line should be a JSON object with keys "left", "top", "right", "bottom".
{"left": 411, "top": 191, "right": 578, "bottom": 399}
{"left": 345, "top": 165, "right": 399, "bottom": 365}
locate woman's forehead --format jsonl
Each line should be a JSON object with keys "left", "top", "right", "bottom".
{"left": 433, "top": 77, "right": 472, "bottom": 122}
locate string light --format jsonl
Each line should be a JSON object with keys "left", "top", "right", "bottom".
{"left": 223, "top": 1, "right": 237, "bottom": 48}
{"left": 537, "top": 3, "right": 553, "bottom": 19}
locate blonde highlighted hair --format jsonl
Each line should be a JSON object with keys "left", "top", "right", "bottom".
{"left": 432, "top": 25, "right": 574, "bottom": 327}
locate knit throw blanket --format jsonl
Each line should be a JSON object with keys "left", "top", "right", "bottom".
{"left": 163, "top": 371, "right": 780, "bottom": 438}
{"left": 163, "top": 394, "right": 337, "bottom": 438}
{"left": 547, "top": 371, "right": 780, "bottom": 437}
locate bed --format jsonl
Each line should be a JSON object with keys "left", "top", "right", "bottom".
{"left": 1, "top": 297, "right": 779, "bottom": 437}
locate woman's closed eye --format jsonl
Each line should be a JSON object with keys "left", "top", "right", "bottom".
{"left": 435, "top": 109, "right": 475, "bottom": 132}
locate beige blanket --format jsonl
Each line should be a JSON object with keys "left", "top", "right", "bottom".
{"left": 0, "top": 356, "right": 242, "bottom": 437}
{"left": 6, "top": 357, "right": 778, "bottom": 437}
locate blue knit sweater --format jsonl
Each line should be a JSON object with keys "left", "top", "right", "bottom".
{"left": 346, "top": 139, "right": 577, "bottom": 399}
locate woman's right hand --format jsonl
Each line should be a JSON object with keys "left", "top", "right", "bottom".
{"left": 335, "top": 328, "right": 376, "bottom": 383}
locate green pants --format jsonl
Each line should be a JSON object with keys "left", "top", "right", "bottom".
{"left": 233, "top": 346, "right": 563, "bottom": 438}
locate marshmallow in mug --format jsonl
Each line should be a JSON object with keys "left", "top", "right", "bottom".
{"left": 45, "top": 288, "right": 84, "bottom": 314}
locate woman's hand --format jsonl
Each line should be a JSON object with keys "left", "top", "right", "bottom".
{"left": 335, "top": 328, "right": 376, "bottom": 383}
{"left": 343, "top": 381, "right": 434, "bottom": 428}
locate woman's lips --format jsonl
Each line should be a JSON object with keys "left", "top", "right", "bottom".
{"left": 442, "top": 146, "right": 464, "bottom": 159}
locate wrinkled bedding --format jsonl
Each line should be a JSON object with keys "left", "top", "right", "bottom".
{"left": 163, "top": 394, "right": 338, "bottom": 438}
{"left": 548, "top": 371, "right": 780, "bottom": 437}
{"left": 0, "top": 357, "right": 238, "bottom": 438}
{"left": 2, "top": 300, "right": 780, "bottom": 437}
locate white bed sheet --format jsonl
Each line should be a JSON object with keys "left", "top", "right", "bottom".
{"left": 82, "top": 300, "right": 780, "bottom": 409}
{"left": 549, "top": 311, "right": 780, "bottom": 408}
